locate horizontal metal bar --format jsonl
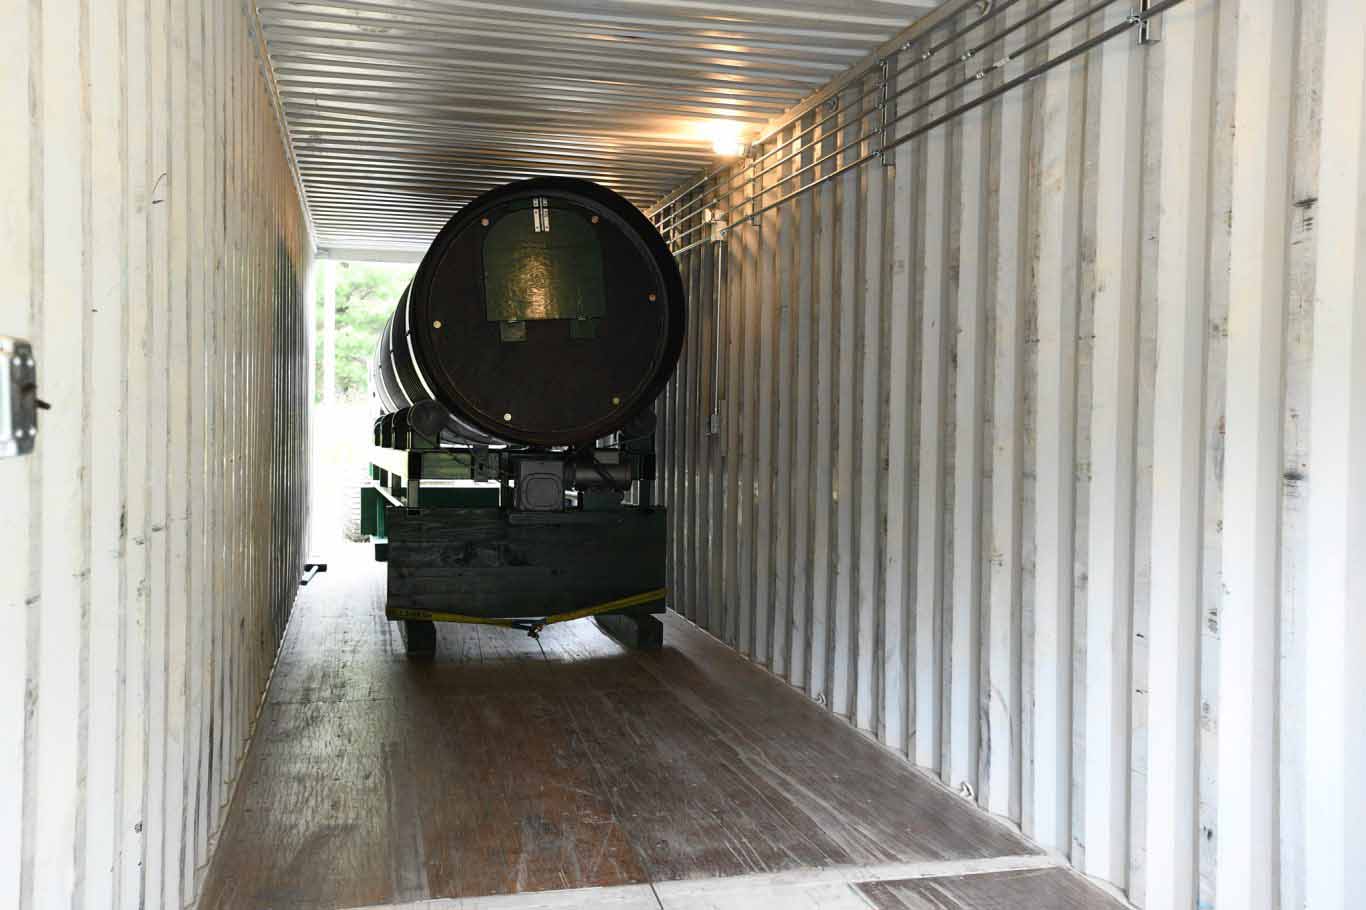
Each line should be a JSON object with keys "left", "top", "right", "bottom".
{"left": 267, "top": 37, "right": 837, "bottom": 87}
{"left": 649, "top": 0, "right": 983, "bottom": 216}
{"left": 298, "top": 153, "right": 693, "bottom": 185}
{"left": 259, "top": 4, "right": 877, "bottom": 55}
{"left": 879, "top": 0, "right": 1122, "bottom": 140}
{"left": 883, "top": 0, "right": 1150, "bottom": 152}
{"left": 280, "top": 80, "right": 792, "bottom": 118}
{"left": 728, "top": 150, "right": 877, "bottom": 228}
{"left": 262, "top": 15, "right": 862, "bottom": 72}
{"left": 667, "top": 233, "right": 723, "bottom": 258}
{"left": 263, "top": 0, "right": 903, "bottom": 39}
{"left": 712, "top": 121, "right": 877, "bottom": 226}
{"left": 665, "top": 121, "right": 871, "bottom": 244}
{"left": 298, "top": 163, "right": 672, "bottom": 191}
{"left": 655, "top": 95, "right": 879, "bottom": 232}
{"left": 654, "top": 0, "right": 1037, "bottom": 232}
{"left": 887, "top": 0, "right": 1067, "bottom": 93}
{"left": 290, "top": 108, "right": 721, "bottom": 149}
{"left": 295, "top": 132, "right": 713, "bottom": 162}
{"left": 664, "top": 0, "right": 1191, "bottom": 255}
{"left": 316, "top": 245, "right": 426, "bottom": 263}
{"left": 656, "top": 0, "right": 1093, "bottom": 235}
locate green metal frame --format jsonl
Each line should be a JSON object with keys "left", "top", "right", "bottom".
{"left": 363, "top": 444, "right": 501, "bottom": 560}
{"left": 361, "top": 482, "right": 500, "bottom": 540}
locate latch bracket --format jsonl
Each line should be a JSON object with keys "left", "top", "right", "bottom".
{"left": 1, "top": 337, "right": 39, "bottom": 458}
{"left": 1136, "top": 0, "right": 1161, "bottom": 45}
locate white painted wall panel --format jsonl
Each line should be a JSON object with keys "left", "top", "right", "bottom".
{"left": 655, "top": 0, "right": 1362, "bottom": 904}
{"left": 0, "top": 4, "right": 35, "bottom": 907}
{"left": 1083, "top": 1, "right": 1142, "bottom": 889}
{"left": 0, "top": 1, "right": 312, "bottom": 907}
{"left": 1216, "top": 2, "right": 1294, "bottom": 907}
{"left": 1306, "top": 4, "right": 1366, "bottom": 907}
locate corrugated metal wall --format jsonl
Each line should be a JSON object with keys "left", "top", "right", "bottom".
{"left": 0, "top": 1, "right": 312, "bottom": 908}
{"left": 655, "top": 0, "right": 1365, "bottom": 907}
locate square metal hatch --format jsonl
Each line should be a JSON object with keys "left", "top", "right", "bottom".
{"left": 483, "top": 202, "right": 606, "bottom": 325}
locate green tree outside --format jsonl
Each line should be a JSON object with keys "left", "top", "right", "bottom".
{"left": 314, "top": 261, "right": 416, "bottom": 403}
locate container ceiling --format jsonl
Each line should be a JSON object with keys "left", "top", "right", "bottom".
{"left": 257, "top": 0, "right": 939, "bottom": 254}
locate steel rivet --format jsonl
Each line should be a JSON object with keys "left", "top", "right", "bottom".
{"left": 503, "top": 412, "right": 512, "bottom": 421}
{"left": 433, "top": 320, "right": 442, "bottom": 328}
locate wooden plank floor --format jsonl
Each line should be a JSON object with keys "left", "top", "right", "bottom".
{"left": 199, "top": 545, "right": 1122, "bottom": 910}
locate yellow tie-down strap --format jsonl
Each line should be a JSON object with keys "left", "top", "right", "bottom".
{"left": 387, "top": 588, "right": 667, "bottom": 638}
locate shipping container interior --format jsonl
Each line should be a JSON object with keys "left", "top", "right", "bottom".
{"left": 2, "top": 0, "right": 1364, "bottom": 909}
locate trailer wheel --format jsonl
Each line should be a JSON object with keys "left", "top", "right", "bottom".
{"left": 401, "top": 620, "right": 436, "bottom": 658}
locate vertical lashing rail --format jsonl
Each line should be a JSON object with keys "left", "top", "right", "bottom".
{"left": 878, "top": 57, "right": 892, "bottom": 167}
{"left": 708, "top": 221, "right": 726, "bottom": 437}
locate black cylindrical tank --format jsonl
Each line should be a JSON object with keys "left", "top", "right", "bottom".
{"left": 371, "top": 177, "right": 686, "bottom": 447}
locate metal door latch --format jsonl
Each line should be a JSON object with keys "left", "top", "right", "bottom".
{"left": 532, "top": 196, "right": 551, "bottom": 232}
{"left": 1134, "top": 0, "right": 1161, "bottom": 45}
{"left": 1, "top": 337, "right": 44, "bottom": 458}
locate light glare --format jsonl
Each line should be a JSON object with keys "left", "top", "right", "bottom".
{"left": 708, "top": 121, "right": 745, "bottom": 157}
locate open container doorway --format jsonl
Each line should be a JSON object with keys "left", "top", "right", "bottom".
{"left": 309, "top": 258, "right": 416, "bottom": 557}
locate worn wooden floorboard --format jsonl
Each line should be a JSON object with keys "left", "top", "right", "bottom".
{"left": 857, "top": 868, "right": 1130, "bottom": 909}
{"left": 346, "top": 858, "right": 1130, "bottom": 910}
{"left": 200, "top": 545, "right": 1059, "bottom": 910}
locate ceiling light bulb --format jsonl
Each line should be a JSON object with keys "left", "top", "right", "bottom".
{"left": 713, "top": 137, "right": 745, "bottom": 157}
{"left": 707, "top": 121, "right": 745, "bottom": 157}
